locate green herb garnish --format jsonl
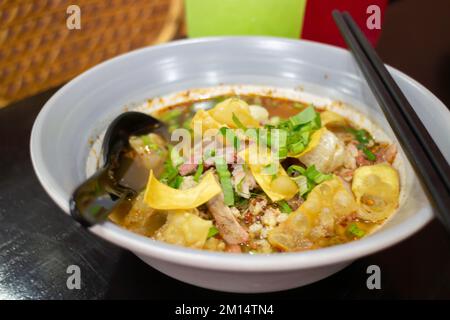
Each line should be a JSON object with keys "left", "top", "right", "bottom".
{"left": 168, "top": 175, "right": 183, "bottom": 189}
{"left": 288, "top": 139, "right": 306, "bottom": 154}
{"left": 347, "top": 127, "right": 377, "bottom": 161}
{"left": 289, "top": 105, "right": 318, "bottom": 126}
{"left": 215, "top": 157, "right": 234, "bottom": 206}
{"left": 207, "top": 226, "right": 219, "bottom": 238}
{"left": 346, "top": 127, "right": 372, "bottom": 144}
{"left": 232, "top": 113, "right": 246, "bottom": 129}
{"left": 193, "top": 163, "right": 204, "bottom": 182}
{"left": 89, "top": 204, "right": 103, "bottom": 217}
{"left": 140, "top": 135, "right": 162, "bottom": 154}
{"left": 277, "top": 200, "right": 292, "bottom": 213}
{"left": 160, "top": 146, "right": 181, "bottom": 186}
{"left": 293, "top": 175, "right": 311, "bottom": 196}
{"left": 182, "top": 119, "right": 191, "bottom": 130}
{"left": 160, "top": 160, "right": 178, "bottom": 185}
{"left": 287, "top": 165, "right": 305, "bottom": 175}
{"left": 204, "top": 148, "right": 216, "bottom": 160}
{"left": 293, "top": 102, "right": 306, "bottom": 110}
{"left": 235, "top": 197, "right": 249, "bottom": 208}
{"left": 140, "top": 135, "right": 152, "bottom": 146}
{"left": 272, "top": 105, "right": 321, "bottom": 156}
{"left": 278, "top": 146, "right": 288, "bottom": 159}
{"left": 219, "top": 127, "right": 240, "bottom": 150}
{"left": 268, "top": 116, "right": 281, "bottom": 125}
{"left": 347, "top": 223, "right": 365, "bottom": 238}
{"left": 288, "top": 164, "right": 332, "bottom": 197}
{"left": 262, "top": 163, "right": 278, "bottom": 175}
{"left": 170, "top": 147, "right": 184, "bottom": 168}
{"left": 363, "top": 148, "right": 376, "bottom": 161}
{"left": 160, "top": 109, "right": 183, "bottom": 122}
{"left": 304, "top": 165, "right": 332, "bottom": 184}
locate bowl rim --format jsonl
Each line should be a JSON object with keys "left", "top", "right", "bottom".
{"left": 31, "top": 36, "right": 443, "bottom": 272}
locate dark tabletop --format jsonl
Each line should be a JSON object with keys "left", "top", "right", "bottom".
{"left": 1, "top": 0, "right": 449, "bottom": 300}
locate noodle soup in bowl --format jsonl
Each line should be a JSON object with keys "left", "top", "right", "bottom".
{"left": 87, "top": 85, "right": 408, "bottom": 253}
{"left": 31, "top": 37, "right": 449, "bottom": 292}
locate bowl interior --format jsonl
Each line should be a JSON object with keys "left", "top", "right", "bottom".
{"left": 31, "top": 37, "right": 450, "bottom": 270}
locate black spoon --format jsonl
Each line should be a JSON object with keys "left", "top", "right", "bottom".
{"left": 69, "top": 111, "right": 168, "bottom": 227}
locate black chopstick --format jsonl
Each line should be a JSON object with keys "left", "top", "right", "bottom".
{"left": 341, "top": 11, "right": 450, "bottom": 193}
{"left": 332, "top": 10, "right": 450, "bottom": 231}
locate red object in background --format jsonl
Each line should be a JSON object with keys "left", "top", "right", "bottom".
{"left": 301, "top": 0, "right": 388, "bottom": 47}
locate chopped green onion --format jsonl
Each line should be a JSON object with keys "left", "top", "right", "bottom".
{"left": 232, "top": 113, "right": 246, "bottom": 129}
{"left": 207, "top": 226, "right": 219, "bottom": 238}
{"left": 182, "top": 119, "right": 191, "bottom": 130}
{"left": 160, "top": 161, "right": 178, "bottom": 185}
{"left": 304, "top": 165, "right": 332, "bottom": 184}
{"left": 235, "top": 197, "right": 249, "bottom": 208}
{"left": 293, "top": 175, "right": 311, "bottom": 196}
{"left": 235, "top": 177, "right": 243, "bottom": 191}
{"left": 268, "top": 116, "right": 281, "bottom": 125}
{"left": 219, "top": 127, "right": 240, "bottom": 150}
{"left": 148, "top": 144, "right": 160, "bottom": 152}
{"left": 244, "top": 128, "right": 258, "bottom": 143}
{"left": 278, "top": 146, "right": 288, "bottom": 159}
{"left": 160, "top": 148, "right": 179, "bottom": 186}
{"left": 170, "top": 148, "right": 184, "bottom": 168}
{"left": 215, "top": 157, "right": 234, "bottom": 206}
{"left": 219, "top": 127, "right": 227, "bottom": 136}
{"left": 299, "top": 130, "right": 311, "bottom": 143}
{"left": 363, "top": 148, "right": 376, "bottom": 161}
{"left": 140, "top": 135, "right": 161, "bottom": 154}
{"left": 347, "top": 223, "right": 365, "bottom": 238}
{"left": 289, "top": 165, "right": 332, "bottom": 197}
{"left": 289, "top": 105, "right": 319, "bottom": 127}
{"left": 94, "top": 181, "right": 102, "bottom": 195}
{"left": 277, "top": 200, "right": 292, "bottom": 213}
{"left": 204, "top": 148, "right": 216, "bottom": 160}
{"left": 293, "top": 102, "right": 306, "bottom": 109}
{"left": 160, "top": 109, "right": 183, "bottom": 122}
{"left": 168, "top": 175, "right": 183, "bottom": 189}
{"left": 262, "top": 163, "right": 278, "bottom": 175}
{"left": 140, "top": 135, "right": 152, "bottom": 146}
{"left": 347, "top": 128, "right": 377, "bottom": 161}
{"left": 193, "top": 163, "right": 204, "bottom": 182}
{"left": 287, "top": 165, "right": 305, "bottom": 176}
{"left": 89, "top": 204, "right": 103, "bottom": 217}
{"left": 267, "top": 129, "right": 287, "bottom": 157}
{"left": 288, "top": 140, "right": 306, "bottom": 154}
{"left": 346, "top": 127, "right": 372, "bottom": 144}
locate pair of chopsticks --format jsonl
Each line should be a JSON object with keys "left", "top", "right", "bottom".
{"left": 332, "top": 11, "right": 450, "bottom": 232}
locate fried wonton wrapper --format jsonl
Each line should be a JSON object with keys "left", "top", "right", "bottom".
{"left": 320, "top": 110, "right": 347, "bottom": 128}
{"left": 239, "top": 146, "right": 298, "bottom": 202}
{"left": 208, "top": 98, "right": 260, "bottom": 128}
{"left": 155, "top": 210, "right": 212, "bottom": 249}
{"left": 144, "top": 170, "right": 221, "bottom": 209}
{"left": 352, "top": 164, "right": 399, "bottom": 222}
{"left": 268, "top": 176, "right": 357, "bottom": 251}
{"left": 296, "top": 127, "right": 345, "bottom": 173}
{"left": 191, "top": 109, "right": 223, "bottom": 133}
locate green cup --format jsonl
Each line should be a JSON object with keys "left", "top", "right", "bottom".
{"left": 185, "top": 0, "right": 307, "bottom": 39}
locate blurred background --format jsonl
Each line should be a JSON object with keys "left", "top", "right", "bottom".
{"left": 2, "top": 0, "right": 448, "bottom": 109}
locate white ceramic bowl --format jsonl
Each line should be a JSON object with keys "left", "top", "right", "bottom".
{"left": 30, "top": 37, "right": 450, "bottom": 293}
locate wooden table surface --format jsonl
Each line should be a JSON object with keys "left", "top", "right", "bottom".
{"left": 0, "top": 0, "right": 449, "bottom": 299}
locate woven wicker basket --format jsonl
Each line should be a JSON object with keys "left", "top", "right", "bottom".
{"left": 0, "top": 0, "right": 183, "bottom": 107}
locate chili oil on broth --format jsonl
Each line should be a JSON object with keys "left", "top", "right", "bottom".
{"left": 85, "top": 85, "right": 405, "bottom": 253}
